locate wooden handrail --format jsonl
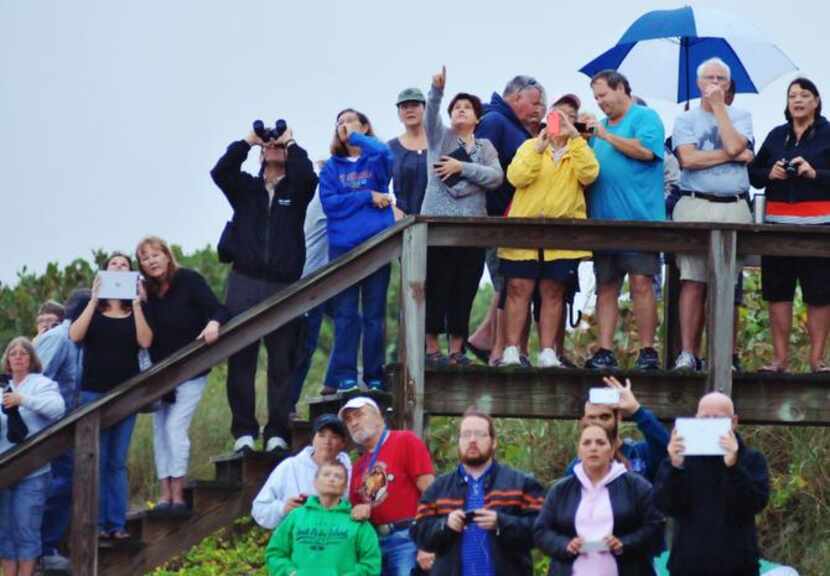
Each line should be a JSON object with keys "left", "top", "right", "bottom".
{"left": 0, "top": 217, "right": 411, "bottom": 489}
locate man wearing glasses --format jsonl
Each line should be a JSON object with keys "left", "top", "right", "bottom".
{"left": 411, "top": 408, "right": 545, "bottom": 576}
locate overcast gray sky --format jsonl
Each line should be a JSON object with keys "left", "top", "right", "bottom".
{"left": 2, "top": 0, "right": 829, "bottom": 286}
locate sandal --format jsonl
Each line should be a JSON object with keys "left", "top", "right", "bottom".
{"left": 448, "top": 352, "right": 471, "bottom": 366}
{"left": 426, "top": 352, "right": 449, "bottom": 367}
{"left": 465, "top": 342, "right": 491, "bottom": 364}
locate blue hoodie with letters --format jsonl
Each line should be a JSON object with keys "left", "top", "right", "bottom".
{"left": 319, "top": 132, "right": 395, "bottom": 255}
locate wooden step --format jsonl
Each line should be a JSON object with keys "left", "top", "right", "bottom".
{"left": 210, "top": 450, "right": 284, "bottom": 485}
{"left": 291, "top": 418, "right": 312, "bottom": 451}
{"left": 307, "top": 388, "right": 395, "bottom": 421}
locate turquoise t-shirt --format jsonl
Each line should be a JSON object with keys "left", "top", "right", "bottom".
{"left": 588, "top": 105, "right": 666, "bottom": 222}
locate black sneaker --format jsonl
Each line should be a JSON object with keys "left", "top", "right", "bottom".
{"left": 585, "top": 348, "right": 618, "bottom": 370}
{"left": 635, "top": 347, "right": 660, "bottom": 371}
{"left": 559, "top": 354, "right": 577, "bottom": 369}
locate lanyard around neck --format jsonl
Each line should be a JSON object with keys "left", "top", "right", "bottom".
{"left": 369, "top": 428, "right": 388, "bottom": 469}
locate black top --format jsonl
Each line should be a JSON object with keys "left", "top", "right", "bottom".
{"left": 388, "top": 138, "right": 428, "bottom": 215}
{"left": 210, "top": 140, "right": 318, "bottom": 282}
{"left": 749, "top": 115, "right": 830, "bottom": 204}
{"left": 653, "top": 435, "right": 769, "bottom": 576}
{"left": 144, "top": 268, "right": 229, "bottom": 364}
{"left": 81, "top": 311, "right": 141, "bottom": 393}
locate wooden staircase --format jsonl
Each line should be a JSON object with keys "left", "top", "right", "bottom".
{"left": 91, "top": 420, "right": 312, "bottom": 576}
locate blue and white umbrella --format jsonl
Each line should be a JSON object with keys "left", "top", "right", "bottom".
{"left": 580, "top": 6, "right": 798, "bottom": 103}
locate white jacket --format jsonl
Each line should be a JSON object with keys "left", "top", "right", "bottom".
{"left": 251, "top": 446, "right": 352, "bottom": 529}
{"left": 0, "top": 373, "right": 65, "bottom": 478}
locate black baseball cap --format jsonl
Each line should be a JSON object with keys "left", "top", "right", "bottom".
{"left": 312, "top": 413, "right": 347, "bottom": 438}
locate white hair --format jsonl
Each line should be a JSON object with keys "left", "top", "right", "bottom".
{"left": 697, "top": 57, "right": 731, "bottom": 80}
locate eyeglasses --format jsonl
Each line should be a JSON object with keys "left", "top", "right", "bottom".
{"left": 460, "top": 430, "right": 490, "bottom": 440}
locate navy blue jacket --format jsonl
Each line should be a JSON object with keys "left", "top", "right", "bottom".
{"left": 475, "top": 93, "right": 532, "bottom": 216}
{"left": 210, "top": 140, "right": 317, "bottom": 283}
{"left": 566, "top": 407, "right": 670, "bottom": 482}
{"left": 534, "top": 472, "right": 663, "bottom": 576}
{"left": 411, "top": 460, "right": 545, "bottom": 576}
{"left": 654, "top": 435, "right": 769, "bottom": 576}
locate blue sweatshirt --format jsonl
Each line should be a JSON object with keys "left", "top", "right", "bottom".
{"left": 319, "top": 132, "right": 395, "bottom": 253}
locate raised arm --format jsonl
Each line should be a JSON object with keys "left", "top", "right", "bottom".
{"left": 209, "top": 137, "right": 261, "bottom": 208}
{"left": 69, "top": 276, "right": 101, "bottom": 343}
{"left": 425, "top": 67, "right": 450, "bottom": 149}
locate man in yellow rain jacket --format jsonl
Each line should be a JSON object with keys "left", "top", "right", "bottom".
{"left": 498, "top": 94, "right": 599, "bottom": 367}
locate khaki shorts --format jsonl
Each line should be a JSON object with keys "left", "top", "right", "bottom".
{"left": 673, "top": 195, "right": 751, "bottom": 283}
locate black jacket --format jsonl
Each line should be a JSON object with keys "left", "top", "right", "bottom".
{"left": 210, "top": 140, "right": 318, "bottom": 283}
{"left": 749, "top": 115, "right": 830, "bottom": 206}
{"left": 534, "top": 472, "right": 663, "bottom": 576}
{"left": 653, "top": 435, "right": 769, "bottom": 576}
{"left": 410, "top": 461, "right": 545, "bottom": 576}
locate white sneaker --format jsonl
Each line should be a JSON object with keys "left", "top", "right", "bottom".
{"left": 233, "top": 435, "right": 255, "bottom": 454}
{"left": 265, "top": 436, "right": 289, "bottom": 453}
{"left": 673, "top": 351, "right": 698, "bottom": 371}
{"left": 41, "top": 553, "right": 72, "bottom": 572}
{"left": 538, "top": 348, "right": 562, "bottom": 368}
{"left": 501, "top": 346, "right": 521, "bottom": 366}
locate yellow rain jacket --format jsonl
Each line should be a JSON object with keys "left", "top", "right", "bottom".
{"left": 498, "top": 136, "right": 599, "bottom": 262}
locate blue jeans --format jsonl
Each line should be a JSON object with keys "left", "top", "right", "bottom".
{"left": 0, "top": 473, "right": 50, "bottom": 560}
{"left": 329, "top": 256, "right": 390, "bottom": 386}
{"left": 41, "top": 450, "right": 73, "bottom": 555}
{"left": 379, "top": 528, "right": 417, "bottom": 576}
{"left": 288, "top": 300, "right": 336, "bottom": 411}
{"left": 79, "top": 391, "right": 136, "bottom": 532}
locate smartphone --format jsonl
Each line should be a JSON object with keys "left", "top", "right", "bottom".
{"left": 464, "top": 510, "right": 477, "bottom": 523}
{"left": 546, "top": 110, "right": 560, "bottom": 137}
{"left": 589, "top": 388, "right": 621, "bottom": 405}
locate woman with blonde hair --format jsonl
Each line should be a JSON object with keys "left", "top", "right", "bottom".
{"left": 136, "top": 236, "right": 228, "bottom": 512}
{"left": 0, "top": 337, "right": 64, "bottom": 576}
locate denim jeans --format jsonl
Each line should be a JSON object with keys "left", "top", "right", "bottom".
{"left": 41, "top": 450, "right": 73, "bottom": 555}
{"left": 288, "top": 300, "right": 336, "bottom": 411}
{"left": 79, "top": 390, "right": 136, "bottom": 532}
{"left": 379, "top": 528, "right": 417, "bottom": 576}
{"left": 0, "top": 472, "right": 50, "bottom": 560}
{"left": 329, "top": 252, "right": 390, "bottom": 386}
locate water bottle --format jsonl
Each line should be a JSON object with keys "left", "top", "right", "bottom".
{"left": 752, "top": 194, "right": 766, "bottom": 224}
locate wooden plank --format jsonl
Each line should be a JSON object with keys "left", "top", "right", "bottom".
{"left": 0, "top": 220, "right": 408, "bottom": 485}
{"left": 400, "top": 223, "right": 428, "bottom": 435}
{"left": 72, "top": 412, "right": 100, "bottom": 576}
{"left": 385, "top": 365, "right": 830, "bottom": 425}
{"left": 706, "top": 230, "right": 736, "bottom": 394}
{"left": 663, "top": 257, "right": 682, "bottom": 369}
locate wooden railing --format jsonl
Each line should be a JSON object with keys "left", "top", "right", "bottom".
{"left": 3, "top": 216, "right": 830, "bottom": 573}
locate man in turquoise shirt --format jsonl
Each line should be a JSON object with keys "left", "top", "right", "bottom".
{"left": 584, "top": 70, "right": 666, "bottom": 371}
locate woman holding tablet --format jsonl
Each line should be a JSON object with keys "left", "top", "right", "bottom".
{"left": 70, "top": 252, "right": 153, "bottom": 539}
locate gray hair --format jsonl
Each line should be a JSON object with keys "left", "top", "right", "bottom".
{"left": 697, "top": 57, "right": 731, "bottom": 80}
{"left": 503, "top": 75, "right": 545, "bottom": 99}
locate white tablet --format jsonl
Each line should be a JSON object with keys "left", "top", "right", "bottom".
{"left": 589, "top": 388, "right": 621, "bottom": 405}
{"left": 675, "top": 417, "right": 731, "bottom": 456}
{"left": 98, "top": 271, "right": 140, "bottom": 300}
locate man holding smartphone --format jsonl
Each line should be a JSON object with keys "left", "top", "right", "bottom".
{"left": 654, "top": 392, "right": 769, "bottom": 576}
{"left": 584, "top": 70, "right": 666, "bottom": 371}
{"left": 411, "top": 409, "right": 545, "bottom": 575}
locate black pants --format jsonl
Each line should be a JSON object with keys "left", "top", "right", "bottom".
{"left": 425, "top": 246, "right": 485, "bottom": 337}
{"left": 225, "top": 270, "right": 304, "bottom": 442}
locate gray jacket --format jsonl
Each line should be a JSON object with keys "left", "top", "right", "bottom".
{"left": 420, "top": 85, "right": 503, "bottom": 217}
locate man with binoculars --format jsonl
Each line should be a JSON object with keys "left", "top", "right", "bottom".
{"left": 210, "top": 119, "right": 318, "bottom": 455}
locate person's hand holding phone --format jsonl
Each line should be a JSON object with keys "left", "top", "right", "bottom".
{"left": 447, "top": 509, "right": 466, "bottom": 532}
{"left": 434, "top": 156, "right": 463, "bottom": 181}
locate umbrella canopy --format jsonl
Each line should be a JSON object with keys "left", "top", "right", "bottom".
{"left": 580, "top": 6, "right": 798, "bottom": 103}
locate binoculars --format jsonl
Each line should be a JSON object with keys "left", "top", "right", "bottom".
{"left": 253, "top": 119, "right": 288, "bottom": 142}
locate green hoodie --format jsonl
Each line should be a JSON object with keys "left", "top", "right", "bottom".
{"left": 265, "top": 496, "right": 380, "bottom": 576}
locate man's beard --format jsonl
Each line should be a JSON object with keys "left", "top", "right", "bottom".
{"left": 459, "top": 445, "right": 493, "bottom": 467}
{"left": 351, "top": 420, "right": 381, "bottom": 447}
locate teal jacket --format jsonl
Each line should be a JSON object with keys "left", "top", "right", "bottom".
{"left": 265, "top": 496, "right": 381, "bottom": 576}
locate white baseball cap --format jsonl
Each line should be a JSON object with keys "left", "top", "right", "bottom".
{"left": 337, "top": 396, "right": 381, "bottom": 419}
